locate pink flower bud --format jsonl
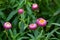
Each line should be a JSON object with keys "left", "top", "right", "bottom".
{"left": 18, "top": 9, "right": 24, "bottom": 14}
{"left": 29, "top": 23, "right": 37, "bottom": 30}
{"left": 32, "top": 3, "right": 38, "bottom": 10}
{"left": 3, "top": 22, "right": 12, "bottom": 30}
{"left": 36, "top": 18, "right": 47, "bottom": 27}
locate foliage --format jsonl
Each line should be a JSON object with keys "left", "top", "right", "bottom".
{"left": 0, "top": 0, "right": 60, "bottom": 40}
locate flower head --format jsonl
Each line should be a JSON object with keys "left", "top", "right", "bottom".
{"left": 32, "top": 3, "right": 38, "bottom": 10}
{"left": 29, "top": 23, "right": 37, "bottom": 30}
{"left": 3, "top": 22, "right": 12, "bottom": 30}
{"left": 18, "top": 9, "right": 24, "bottom": 14}
{"left": 36, "top": 18, "right": 47, "bottom": 27}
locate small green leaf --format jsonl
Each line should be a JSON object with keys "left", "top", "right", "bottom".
{"left": 53, "top": 9, "right": 60, "bottom": 16}
{"left": 51, "top": 23, "right": 60, "bottom": 26}
{"left": 27, "top": 33, "right": 34, "bottom": 39}
{"left": 6, "top": 10, "right": 17, "bottom": 21}
{"left": 0, "top": 11, "right": 6, "bottom": 20}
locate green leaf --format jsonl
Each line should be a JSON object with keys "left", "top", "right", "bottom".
{"left": 9, "top": 29, "right": 14, "bottom": 38}
{"left": 26, "top": 5, "right": 32, "bottom": 15}
{"left": 19, "top": 22, "right": 25, "bottom": 33}
{"left": 16, "top": 0, "right": 25, "bottom": 10}
{"left": 6, "top": 10, "right": 17, "bottom": 21}
{"left": 10, "top": 0, "right": 16, "bottom": 5}
{"left": 36, "top": 30, "right": 44, "bottom": 40}
{"left": 50, "top": 38, "right": 59, "bottom": 40}
{"left": 17, "top": 37, "right": 29, "bottom": 40}
{"left": 34, "top": 30, "right": 39, "bottom": 38}
{"left": 45, "top": 28, "right": 60, "bottom": 40}
{"left": 53, "top": 9, "right": 60, "bottom": 16}
{"left": 27, "top": 33, "right": 34, "bottom": 39}
{"left": 12, "top": 16, "right": 18, "bottom": 27}
{"left": 0, "top": 11, "right": 6, "bottom": 20}
{"left": 46, "top": 17, "right": 56, "bottom": 31}
{"left": 51, "top": 23, "right": 60, "bottom": 26}
{"left": 0, "top": 20, "right": 4, "bottom": 25}
{"left": 56, "top": 31, "right": 60, "bottom": 34}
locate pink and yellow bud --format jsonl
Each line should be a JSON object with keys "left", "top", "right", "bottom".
{"left": 29, "top": 23, "right": 37, "bottom": 30}
{"left": 3, "top": 22, "right": 12, "bottom": 30}
{"left": 36, "top": 18, "right": 47, "bottom": 27}
{"left": 32, "top": 3, "right": 38, "bottom": 10}
{"left": 18, "top": 9, "right": 24, "bottom": 14}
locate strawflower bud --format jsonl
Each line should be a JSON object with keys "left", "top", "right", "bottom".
{"left": 3, "top": 22, "right": 12, "bottom": 30}
{"left": 36, "top": 18, "right": 47, "bottom": 27}
{"left": 32, "top": 3, "right": 38, "bottom": 10}
{"left": 18, "top": 9, "right": 24, "bottom": 14}
{"left": 29, "top": 23, "right": 37, "bottom": 30}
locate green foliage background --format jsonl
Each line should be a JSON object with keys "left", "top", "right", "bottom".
{"left": 0, "top": 0, "right": 60, "bottom": 40}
